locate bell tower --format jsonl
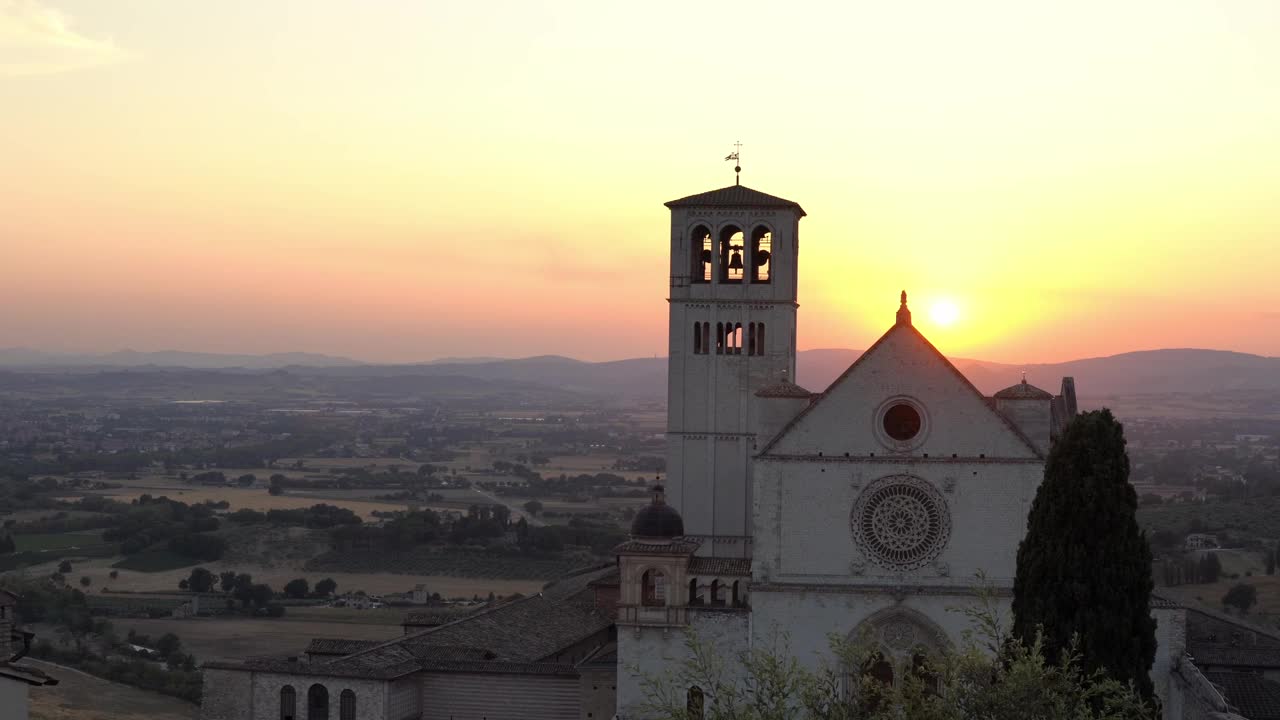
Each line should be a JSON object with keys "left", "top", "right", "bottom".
{"left": 664, "top": 183, "right": 804, "bottom": 556}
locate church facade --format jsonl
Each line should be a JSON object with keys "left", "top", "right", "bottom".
{"left": 198, "top": 180, "right": 1263, "bottom": 720}
{"left": 613, "top": 183, "right": 1244, "bottom": 719}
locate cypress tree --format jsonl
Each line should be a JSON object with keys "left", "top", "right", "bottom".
{"left": 1013, "top": 409, "right": 1156, "bottom": 700}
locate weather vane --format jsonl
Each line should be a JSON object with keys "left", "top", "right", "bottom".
{"left": 725, "top": 141, "right": 742, "bottom": 185}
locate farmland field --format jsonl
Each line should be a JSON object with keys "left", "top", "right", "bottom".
{"left": 77, "top": 481, "right": 410, "bottom": 520}
{"left": 14, "top": 551, "right": 546, "bottom": 599}
{"left": 14, "top": 532, "right": 106, "bottom": 551}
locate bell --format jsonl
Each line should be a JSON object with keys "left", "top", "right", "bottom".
{"left": 700, "top": 249, "right": 713, "bottom": 264}
{"left": 754, "top": 250, "right": 770, "bottom": 267}
{"left": 728, "top": 249, "right": 744, "bottom": 271}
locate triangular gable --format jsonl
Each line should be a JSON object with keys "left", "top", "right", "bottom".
{"left": 760, "top": 323, "right": 1042, "bottom": 459}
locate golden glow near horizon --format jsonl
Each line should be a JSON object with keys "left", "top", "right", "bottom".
{"left": 2, "top": 0, "right": 1279, "bottom": 363}
{"left": 929, "top": 300, "right": 961, "bottom": 329}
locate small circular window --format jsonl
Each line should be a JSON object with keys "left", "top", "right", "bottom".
{"left": 882, "top": 403, "right": 921, "bottom": 441}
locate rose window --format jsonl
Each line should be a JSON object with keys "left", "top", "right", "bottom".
{"left": 851, "top": 476, "right": 950, "bottom": 570}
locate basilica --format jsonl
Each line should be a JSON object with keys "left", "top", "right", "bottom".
{"left": 200, "top": 181, "right": 1273, "bottom": 720}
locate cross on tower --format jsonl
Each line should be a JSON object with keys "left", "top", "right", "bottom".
{"left": 725, "top": 141, "right": 742, "bottom": 185}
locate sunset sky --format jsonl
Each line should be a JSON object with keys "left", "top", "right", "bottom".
{"left": 2, "top": 0, "right": 1278, "bottom": 363}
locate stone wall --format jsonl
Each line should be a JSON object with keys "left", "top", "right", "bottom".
{"left": 200, "top": 668, "right": 388, "bottom": 720}
{"left": 615, "top": 611, "right": 749, "bottom": 719}
{"left": 754, "top": 459, "right": 1039, "bottom": 588}
{"left": 200, "top": 668, "right": 254, "bottom": 720}
{"left": 580, "top": 666, "right": 616, "bottom": 720}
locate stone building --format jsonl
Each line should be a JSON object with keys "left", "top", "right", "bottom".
{"left": 200, "top": 179, "right": 1277, "bottom": 719}
{"left": 1, "top": 588, "right": 59, "bottom": 720}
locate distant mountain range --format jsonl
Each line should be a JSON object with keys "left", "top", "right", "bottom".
{"left": 2, "top": 347, "right": 1277, "bottom": 400}
{"left": 0, "top": 348, "right": 363, "bottom": 369}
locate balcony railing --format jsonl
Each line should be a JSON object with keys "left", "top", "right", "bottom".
{"left": 617, "top": 604, "right": 689, "bottom": 627}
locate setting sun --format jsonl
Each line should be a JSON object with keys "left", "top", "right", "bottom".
{"left": 930, "top": 299, "right": 961, "bottom": 327}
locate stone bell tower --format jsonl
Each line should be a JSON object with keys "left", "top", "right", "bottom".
{"left": 664, "top": 183, "right": 804, "bottom": 556}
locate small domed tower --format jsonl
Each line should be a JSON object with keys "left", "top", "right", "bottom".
{"left": 992, "top": 377, "right": 1054, "bottom": 455}
{"left": 615, "top": 485, "right": 698, "bottom": 628}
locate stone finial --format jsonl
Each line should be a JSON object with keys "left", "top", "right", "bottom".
{"left": 896, "top": 290, "right": 912, "bottom": 326}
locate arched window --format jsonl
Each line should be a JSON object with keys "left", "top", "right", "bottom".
{"left": 691, "top": 226, "right": 712, "bottom": 283}
{"left": 757, "top": 323, "right": 765, "bottom": 355}
{"left": 732, "top": 324, "right": 743, "bottom": 355}
{"left": 731, "top": 580, "right": 741, "bottom": 607}
{"left": 339, "top": 690, "right": 355, "bottom": 720}
{"left": 307, "top": 684, "right": 329, "bottom": 720}
{"left": 693, "top": 322, "right": 702, "bottom": 355}
{"left": 747, "top": 323, "right": 756, "bottom": 356}
{"left": 687, "top": 685, "right": 705, "bottom": 720}
{"left": 641, "top": 569, "right": 666, "bottom": 607}
{"left": 911, "top": 653, "right": 940, "bottom": 694}
{"left": 688, "top": 578, "right": 700, "bottom": 605}
{"left": 719, "top": 226, "right": 744, "bottom": 283}
{"left": 855, "top": 653, "right": 894, "bottom": 713}
{"left": 280, "top": 685, "right": 297, "bottom": 720}
{"left": 702, "top": 322, "right": 710, "bottom": 355}
{"left": 715, "top": 323, "right": 724, "bottom": 355}
{"left": 709, "top": 579, "right": 722, "bottom": 606}
{"left": 751, "top": 227, "right": 772, "bottom": 283}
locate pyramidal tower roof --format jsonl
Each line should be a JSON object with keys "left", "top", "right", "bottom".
{"left": 665, "top": 185, "right": 806, "bottom": 216}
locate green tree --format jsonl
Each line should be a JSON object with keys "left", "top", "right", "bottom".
{"left": 315, "top": 577, "right": 337, "bottom": 596}
{"left": 219, "top": 570, "right": 237, "bottom": 593}
{"left": 283, "top": 578, "right": 309, "bottom": 599}
{"left": 58, "top": 559, "right": 72, "bottom": 573}
{"left": 187, "top": 567, "right": 215, "bottom": 593}
{"left": 1223, "top": 583, "right": 1258, "bottom": 614}
{"left": 79, "top": 576, "right": 91, "bottom": 588}
{"left": 1013, "top": 409, "right": 1156, "bottom": 700}
{"left": 1199, "top": 553, "right": 1222, "bottom": 583}
{"left": 156, "top": 632, "right": 182, "bottom": 656}
{"left": 522, "top": 499, "right": 544, "bottom": 517}
{"left": 635, "top": 591, "right": 1155, "bottom": 720}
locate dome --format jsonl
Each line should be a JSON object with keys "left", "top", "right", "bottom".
{"left": 993, "top": 378, "right": 1053, "bottom": 400}
{"left": 630, "top": 485, "right": 685, "bottom": 539}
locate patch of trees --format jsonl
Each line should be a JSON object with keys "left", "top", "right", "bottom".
{"left": 491, "top": 471, "right": 648, "bottom": 500}
{"left": 1159, "top": 552, "right": 1223, "bottom": 586}
{"left": 265, "top": 503, "right": 362, "bottom": 528}
{"left": 167, "top": 533, "right": 227, "bottom": 561}
{"left": 636, "top": 592, "right": 1155, "bottom": 719}
{"left": 1223, "top": 583, "right": 1258, "bottom": 614}
{"left": 100, "top": 494, "right": 221, "bottom": 555}
{"left": 3, "top": 579, "right": 202, "bottom": 702}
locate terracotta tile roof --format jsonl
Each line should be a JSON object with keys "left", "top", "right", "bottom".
{"left": 993, "top": 379, "right": 1054, "bottom": 400}
{"left": 541, "top": 563, "right": 618, "bottom": 606}
{"left": 1204, "top": 671, "right": 1280, "bottom": 720}
{"left": 1191, "top": 645, "right": 1280, "bottom": 668}
{"left": 305, "top": 638, "right": 382, "bottom": 657}
{"left": 578, "top": 642, "right": 617, "bottom": 668}
{"left": 0, "top": 661, "right": 58, "bottom": 686}
{"left": 755, "top": 379, "right": 813, "bottom": 399}
{"left": 665, "top": 185, "right": 806, "bottom": 217}
{"left": 687, "top": 557, "right": 751, "bottom": 577}
{"left": 614, "top": 539, "right": 700, "bottom": 555}
{"left": 202, "top": 657, "right": 420, "bottom": 680}
{"left": 322, "top": 593, "right": 612, "bottom": 677}
{"left": 414, "top": 660, "right": 580, "bottom": 676}
{"left": 402, "top": 608, "right": 479, "bottom": 628}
